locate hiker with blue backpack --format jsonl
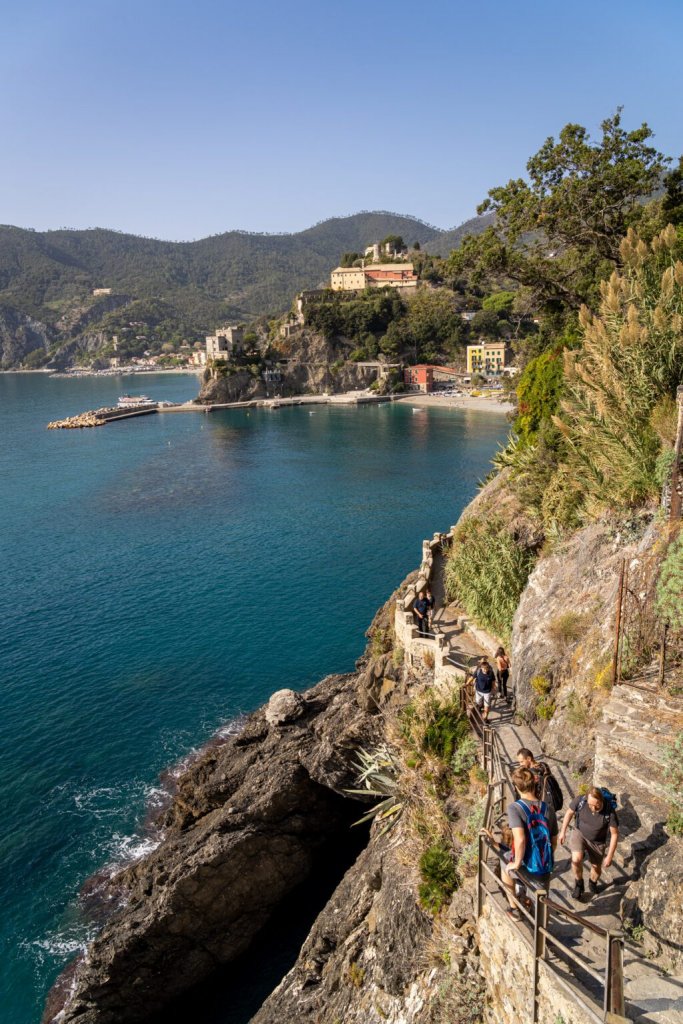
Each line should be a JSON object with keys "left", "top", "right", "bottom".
{"left": 501, "top": 766, "right": 556, "bottom": 919}
{"left": 558, "top": 787, "right": 619, "bottom": 901}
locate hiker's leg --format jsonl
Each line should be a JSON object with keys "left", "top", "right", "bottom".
{"left": 589, "top": 847, "right": 603, "bottom": 882}
{"left": 501, "top": 865, "right": 517, "bottom": 908}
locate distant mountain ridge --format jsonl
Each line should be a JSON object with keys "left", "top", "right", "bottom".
{"left": 0, "top": 210, "right": 490, "bottom": 367}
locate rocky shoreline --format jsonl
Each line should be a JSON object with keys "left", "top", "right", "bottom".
{"left": 42, "top": 632, "right": 400, "bottom": 1023}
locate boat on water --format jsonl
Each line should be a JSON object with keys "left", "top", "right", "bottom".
{"left": 117, "top": 394, "right": 153, "bottom": 408}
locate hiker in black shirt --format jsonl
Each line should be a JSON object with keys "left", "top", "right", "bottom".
{"left": 413, "top": 591, "right": 430, "bottom": 636}
{"left": 474, "top": 658, "right": 496, "bottom": 721}
{"left": 559, "top": 787, "right": 619, "bottom": 900}
{"left": 425, "top": 587, "right": 435, "bottom": 632}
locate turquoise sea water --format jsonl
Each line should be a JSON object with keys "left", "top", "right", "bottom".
{"left": 0, "top": 373, "right": 508, "bottom": 1024}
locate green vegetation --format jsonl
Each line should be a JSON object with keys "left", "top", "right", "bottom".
{"left": 444, "top": 110, "right": 683, "bottom": 541}
{"left": 305, "top": 290, "right": 404, "bottom": 349}
{"left": 514, "top": 346, "right": 567, "bottom": 447}
{"left": 663, "top": 731, "right": 683, "bottom": 835}
{"left": 418, "top": 842, "right": 459, "bottom": 913}
{"left": 535, "top": 696, "right": 556, "bottom": 721}
{"left": 456, "top": 803, "right": 486, "bottom": 874}
{"left": 0, "top": 212, "right": 443, "bottom": 366}
{"left": 656, "top": 533, "right": 683, "bottom": 631}
{"left": 304, "top": 286, "right": 464, "bottom": 364}
{"left": 444, "top": 516, "right": 537, "bottom": 640}
{"left": 400, "top": 693, "right": 470, "bottom": 766}
{"left": 566, "top": 691, "right": 589, "bottom": 726}
{"left": 530, "top": 674, "right": 556, "bottom": 720}
{"left": 347, "top": 745, "right": 404, "bottom": 835}
{"left": 554, "top": 226, "right": 683, "bottom": 518}
{"left": 449, "top": 110, "right": 668, "bottom": 316}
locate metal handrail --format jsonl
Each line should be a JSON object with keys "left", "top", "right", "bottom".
{"left": 464, "top": 675, "right": 626, "bottom": 1023}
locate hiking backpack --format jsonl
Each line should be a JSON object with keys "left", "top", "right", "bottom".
{"left": 515, "top": 800, "right": 554, "bottom": 876}
{"left": 544, "top": 772, "right": 564, "bottom": 811}
{"left": 575, "top": 787, "right": 618, "bottom": 827}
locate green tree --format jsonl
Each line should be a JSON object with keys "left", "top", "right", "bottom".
{"left": 402, "top": 289, "right": 462, "bottom": 362}
{"left": 471, "top": 308, "right": 500, "bottom": 338}
{"left": 23, "top": 347, "right": 48, "bottom": 368}
{"left": 482, "top": 290, "right": 515, "bottom": 317}
{"left": 662, "top": 156, "right": 683, "bottom": 226}
{"left": 382, "top": 234, "right": 404, "bottom": 252}
{"left": 515, "top": 346, "right": 566, "bottom": 445}
{"left": 449, "top": 110, "right": 669, "bottom": 314}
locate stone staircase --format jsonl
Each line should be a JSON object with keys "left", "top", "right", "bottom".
{"left": 400, "top": 538, "right": 683, "bottom": 1021}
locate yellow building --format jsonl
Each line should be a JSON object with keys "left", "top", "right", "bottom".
{"left": 330, "top": 263, "right": 417, "bottom": 293}
{"left": 466, "top": 341, "right": 512, "bottom": 376}
{"left": 330, "top": 267, "right": 367, "bottom": 290}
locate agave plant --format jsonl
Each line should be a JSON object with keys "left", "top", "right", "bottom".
{"left": 346, "top": 744, "right": 403, "bottom": 835}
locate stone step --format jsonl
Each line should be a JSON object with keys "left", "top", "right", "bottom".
{"left": 624, "top": 968, "right": 683, "bottom": 1023}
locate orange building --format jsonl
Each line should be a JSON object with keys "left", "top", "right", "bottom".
{"left": 404, "top": 365, "right": 434, "bottom": 392}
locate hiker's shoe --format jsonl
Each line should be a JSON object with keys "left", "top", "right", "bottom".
{"left": 588, "top": 878, "right": 602, "bottom": 896}
{"left": 572, "top": 880, "right": 585, "bottom": 901}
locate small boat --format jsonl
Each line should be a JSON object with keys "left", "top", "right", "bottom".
{"left": 117, "top": 394, "right": 152, "bottom": 408}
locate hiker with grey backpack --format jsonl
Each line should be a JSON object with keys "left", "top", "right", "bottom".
{"left": 558, "top": 786, "right": 619, "bottom": 901}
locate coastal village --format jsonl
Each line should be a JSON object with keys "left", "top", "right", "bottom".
{"left": 47, "top": 236, "right": 518, "bottom": 426}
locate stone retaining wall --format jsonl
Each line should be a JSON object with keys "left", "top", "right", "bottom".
{"left": 478, "top": 902, "right": 604, "bottom": 1024}
{"left": 394, "top": 532, "right": 500, "bottom": 689}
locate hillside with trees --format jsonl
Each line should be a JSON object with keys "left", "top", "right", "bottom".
{"left": 0, "top": 212, "right": 451, "bottom": 368}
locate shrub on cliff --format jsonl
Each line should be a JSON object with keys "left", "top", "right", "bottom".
{"left": 418, "top": 842, "right": 459, "bottom": 912}
{"left": 445, "top": 515, "right": 536, "bottom": 641}
{"left": 657, "top": 533, "right": 683, "bottom": 632}
{"left": 552, "top": 225, "right": 683, "bottom": 518}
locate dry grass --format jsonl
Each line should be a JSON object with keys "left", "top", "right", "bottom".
{"left": 548, "top": 611, "right": 589, "bottom": 648}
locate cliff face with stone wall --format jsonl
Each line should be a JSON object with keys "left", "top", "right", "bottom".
{"left": 44, "top": 472, "right": 683, "bottom": 1024}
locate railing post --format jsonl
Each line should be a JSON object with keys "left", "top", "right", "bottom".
{"left": 532, "top": 892, "right": 547, "bottom": 1023}
{"left": 612, "top": 559, "right": 626, "bottom": 686}
{"left": 658, "top": 622, "right": 668, "bottom": 688}
{"left": 477, "top": 832, "right": 484, "bottom": 918}
{"left": 605, "top": 933, "right": 625, "bottom": 1017}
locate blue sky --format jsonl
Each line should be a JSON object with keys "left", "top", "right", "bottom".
{"left": 1, "top": 0, "right": 680, "bottom": 239}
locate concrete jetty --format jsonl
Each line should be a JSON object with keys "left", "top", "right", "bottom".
{"left": 47, "top": 392, "right": 400, "bottom": 429}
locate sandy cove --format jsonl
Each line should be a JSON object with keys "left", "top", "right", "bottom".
{"left": 396, "top": 392, "right": 514, "bottom": 415}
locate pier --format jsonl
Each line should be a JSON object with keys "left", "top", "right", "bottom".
{"left": 47, "top": 404, "right": 159, "bottom": 429}
{"left": 47, "top": 393, "right": 399, "bottom": 428}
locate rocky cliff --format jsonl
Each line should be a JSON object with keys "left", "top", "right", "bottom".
{"left": 0, "top": 304, "right": 54, "bottom": 367}
{"left": 198, "top": 327, "right": 390, "bottom": 404}
{"left": 43, "top": 477, "right": 683, "bottom": 1024}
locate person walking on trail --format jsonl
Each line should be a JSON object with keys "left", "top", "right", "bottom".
{"left": 559, "top": 787, "right": 619, "bottom": 901}
{"left": 516, "top": 747, "right": 563, "bottom": 818}
{"left": 501, "top": 767, "right": 556, "bottom": 919}
{"left": 425, "top": 587, "right": 436, "bottom": 632}
{"left": 480, "top": 824, "right": 530, "bottom": 909}
{"left": 494, "top": 646, "right": 511, "bottom": 702}
{"left": 413, "top": 590, "right": 430, "bottom": 636}
{"left": 474, "top": 658, "right": 496, "bottom": 721}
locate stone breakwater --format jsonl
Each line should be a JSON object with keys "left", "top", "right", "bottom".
{"left": 47, "top": 405, "right": 158, "bottom": 428}
{"left": 47, "top": 412, "right": 105, "bottom": 429}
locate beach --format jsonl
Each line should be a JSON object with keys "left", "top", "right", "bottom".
{"left": 397, "top": 392, "right": 514, "bottom": 415}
